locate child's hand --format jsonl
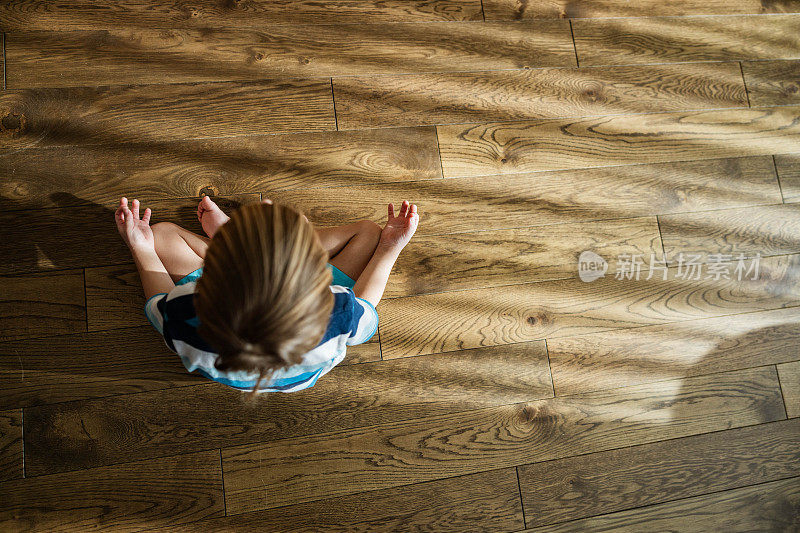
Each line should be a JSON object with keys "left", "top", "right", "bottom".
{"left": 379, "top": 200, "right": 419, "bottom": 251}
{"left": 115, "top": 197, "right": 155, "bottom": 252}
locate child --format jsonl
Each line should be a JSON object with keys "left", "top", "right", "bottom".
{"left": 114, "top": 195, "right": 418, "bottom": 394}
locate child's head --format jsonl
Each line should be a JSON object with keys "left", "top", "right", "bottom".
{"left": 195, "top": 201, "right": 333, "bottom": 388}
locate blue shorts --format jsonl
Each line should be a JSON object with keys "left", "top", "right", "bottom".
{"left": 327, "top": 263, "right": 356, "bottom": 288}
{"left": 177, "top": 264, "right": 355, "bottom": 288}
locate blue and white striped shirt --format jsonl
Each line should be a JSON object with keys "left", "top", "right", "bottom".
{"left": 144, "top": 265, "right": 378, "bottom": 393}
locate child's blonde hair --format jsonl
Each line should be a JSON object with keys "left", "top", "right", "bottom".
{"left": 194, "top": 201, "right": 333, "bottom": 394}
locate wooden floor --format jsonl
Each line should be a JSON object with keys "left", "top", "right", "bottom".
{"left": 1, "top": 1, "right": 800, "bottom": 531}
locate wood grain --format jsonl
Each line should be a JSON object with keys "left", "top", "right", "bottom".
{"left": 0, "top": 127, "right": 440, "bottom": 212}
{"left": 333, "top": 62, "right": 747, "bottom": 129}
{"left": 777, "top": 360, "right": 800, "bottom": 417}
{"left": 5, "top": 23, "right": 575, "bottom": 88}
{"left": 23, "top": 341, "right": 552, "bottom": 475}
{"left": 85, "top": 265, "right": 150, "bottom": 331}
{"left": 0, "top": 326, "right": 204, "bottom": 410}
{"left": 517, "top": 418, "right": 800, "bottom": 528}
{"left": 547, "top": 306, "right": 800, "bottom": 395}
{"left": 776, "top": 152, "right": 800, "bottom": 202}
{"left": 171, "top": 468, "right": 523, "bottom": 531}
{"left": 220, "top": 366, "right": 784, "bottom": 513}
{"left": 85, "top": 263, "right": 381, "bottom": 363}
{"left": 572, "top": 15, "right": 800, "bottom": 66}
{"left": 0, "top": 79, "right": 335, "bottom": 151}
{"left": 0, "top": 450, "right": 224, "bottom": 532}
{"left": 384, "top": 216, "right": 661, "bottom": 297}
{"left": 0, "top": 270, "right": 85, "bottom": 341}
{"left": 0, "top": 409, "right": 23, "bottom": 482}
{"left": 660, "top": 203, "right": 800, "bottom": 262}
{"left": 483, "top": 0, "right": 800, "bottom": 20}
{"left": 272, "top": 156, "right": 782, "bottom": 234}
{"left": 0, "top": 0, "right": 484, "bottom": 30}
{"left": 0, "top": 195, "right": 257, "bottom": 275}
{"left": 742, "top": 59, "right": 800, "bottom": 106}
{"left": 521, "top": 476, "right": 800, "bottom": 532}
{"left": 379, "top": 253, "right": 800, "bottom": 359}
{"left": 437, "top": 106, "right": 800, "bottom": 178}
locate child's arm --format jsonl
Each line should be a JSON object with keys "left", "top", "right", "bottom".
{"left": 353, "top": 200, "right": 418, "bottom": 306}
{"left": 115, "top": 197, "right": 175, "bottom": 299}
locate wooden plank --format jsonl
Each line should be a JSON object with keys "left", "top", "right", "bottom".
{"left": 436, "top": 106, "right": 800, "bottom": 178}
{"left": 85, "top": 265, "right": 150, "bottom": 331}
{"left": 5, "top": 23, "right": 575, "bottom": 88}
{"left": 272, "top": 156, "right": 782, "bottom": 234}
{"left": 0, "top": 270, "right": 85, "bottom": 341}
{"left": 0, "top": 326, "right": 203, "bottom": 410}
{"left": 85, "top": 263, "right": 381, "bottom": 363}
{"left": 220, "top": 366, "right": 784, "bottom": 513}
{"left": 0, "top": 1, "right": 484, "bottom": 30}
{"left": 171, "top": 468, "right": 523, "bottom": 532}
{"left": 742, "top": 59, "right": 800, "bottom": 107}
{"left": 23, "top": 341, "right": 552, "bottom": 475}
{"left": 0, "top": 450, "right": 224, "bottom": 532}
{"left": 0, "top": 80, "right": 335, "bottom": 151}
{"left": 517, "top": 418, "right": 800, "bottom": 528}
{"left": 521, "top": 476, "right": 800, "bottom": 532}
{"left": 572, "top": 15, "right": 800, "bottom": 66}
{"left": 0, "top": 127, "right": 440, "bottom": 213}
{"left": 547, "top": 307, "right": 800, "bottom": 395}
{"left": 776, "top": 152, "right": 800, "bottom": 203}
{"left": 660, "top": 203, "right": 800, "bottom": 262}
{"left": 379, "top": 253, "right": 800, "bottom": 359}
{"left": 334, "top": 62, "right": 748, "bottom": 129}
{"left": 0, "top": 194, "right": 258, "bottom": 275}
{"left": 777, "top": 360, "right": 800, "bottom": 417}
{"left": 483, "top": 0, "right": 800, "bottom": 19}
{"left": 384, "top": 216, "right": 662, "bottom": 297}
{"left": 0, "top": 409, "right": 23, "bottom": 482}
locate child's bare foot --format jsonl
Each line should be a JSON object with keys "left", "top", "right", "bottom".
{"left": 197, "top": 196, "right": 230, "bottom": 238}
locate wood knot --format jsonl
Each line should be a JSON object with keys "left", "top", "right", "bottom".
{"left": 0, "top": 111, "right": 27, "bottom": 136}
{"left": 199, "top": 185, "right": 219, "bottom": 197}
{"left": 254, "top": 52, "right": 264, "bottom": 61}
{"left": 526, "top": 312, "right": 550, "bottom": 327}
{"left": 583, "top": 88, "right": 602, "bottom": 102}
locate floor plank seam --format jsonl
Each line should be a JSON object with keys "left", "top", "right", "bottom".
{"left": 738, "top": 61, "right": 752, "bottom": 108}
{"left": 773, "top": 154, "right": 787, "bottom": 204}
{"left": 81, "top": 268, "right": 89, "bottom": 334}
{"left": 543, "top": 339, "right": 556, "bottom": 398}
{"left": 20, "top": 408, "right": 25, "bottom": 478}
{"left": 654, "top": 215, "right": 669, "bottom": 263}
{"left": 529, "top": 473, "right": 800, "bottom": 530}
{"left": 377, "top": 325, "right": 384, "bottom": 361}
{"left": 2, "top": 32, "right": 6, "bottom": 90}
{"left": 515, "top": 466, "right": 527, "bottom": 529}
{"left": 219, "top": 448, "right": 227, "bottom": 517}
{"left": 433, "top": 126, "right": 446, "bottom": 179}
{"left": 775, "top": 365, "right": 790, "bottom": 420}
{"left": 478, "top": 0, "right": 486, "bottom": 22}
{"left": 329, "top": 77, "right": 339, "bottom": 131}
{"left": 568, "top": 20, "right": 580, "bottom": 67}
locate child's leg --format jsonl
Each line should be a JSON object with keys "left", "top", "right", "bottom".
{"left": 316, "top": 221, "right": 382, "bottom": 281}
{"left": 151, "top": 222, "right": 209, "bottom": 282}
